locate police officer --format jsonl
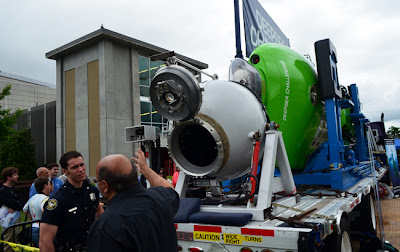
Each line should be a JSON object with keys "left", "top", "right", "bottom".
{"left": 39, "top": 151, "right": 104, "bottom": 252}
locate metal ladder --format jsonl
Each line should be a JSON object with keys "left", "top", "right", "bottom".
{"left": 366, "top": 125, "right": 385, "bottom": 247}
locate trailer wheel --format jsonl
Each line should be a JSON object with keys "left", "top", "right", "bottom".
{"left": 360, "top": 193, "right": 376, "bottom": 233}
{"left": 323, "top": 216, "right": 352, "bottom": 252}
{"left": 368, "top": 194, "right": 376, "bottom": 231}
{"left": 348, "top": 193, "right": 376, "bottom": 238}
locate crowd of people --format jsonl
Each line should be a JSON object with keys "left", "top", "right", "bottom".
{"left": 0, "top": 149, "right": 180, "bottom": 252}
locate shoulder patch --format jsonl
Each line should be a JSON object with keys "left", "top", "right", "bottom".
{"left": 46, "top": 199, "right": 58, "bottom": 211}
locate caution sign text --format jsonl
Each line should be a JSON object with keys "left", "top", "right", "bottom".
{"left": 193, "top": 232, "right": 221, "bottom": 242}
{"left": 243, "top": 235, "right": 263, "bottom": 243}
{"left": 223, "top": 234, "right": 242, "bottom": 244}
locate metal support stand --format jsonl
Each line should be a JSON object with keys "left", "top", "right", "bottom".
{"left": 175, "top": 170, "right": 189, "bottom": 197}
{"left": 256, "top": 130, "right": 296, "bottom": 211}
{"left": 325, "top": 97, "right": 345, "bottom": 166}
{"left": 175, "top": 130, "right": 296, "bottom": 221}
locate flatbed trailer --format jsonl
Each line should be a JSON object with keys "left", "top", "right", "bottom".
{"left": 175, "top": 166, "right": 387, "bottom": 252}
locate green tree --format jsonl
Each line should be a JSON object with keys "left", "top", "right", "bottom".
{"left": 0, "top": 85, "right": 23, "bottom": 143}
{"left": 0, "top": 128, "right": 37, "bottom": 180}
{"left": 0, "top": 85, "right": 37, "bottom": 179}
{"left": 387, "top": 126, "right": 400, "bottom": 139}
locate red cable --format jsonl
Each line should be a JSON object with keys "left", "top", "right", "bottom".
{"left": 250, "top": 140, "right": 261, "bottom": 203}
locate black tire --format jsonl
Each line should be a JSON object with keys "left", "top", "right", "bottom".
{"left": 348, "top": 193, "right": 376, "bottom": 238}
{"left": 366, "top": 193, "right": 377, "bottom": 233}
{"left": 322, "top": 215, "right": 353, "bottom": 252}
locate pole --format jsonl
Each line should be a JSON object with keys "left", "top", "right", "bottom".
{"left": 234, "top": 0, "right": 243, "bottom": 58}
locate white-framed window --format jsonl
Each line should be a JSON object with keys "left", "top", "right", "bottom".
{"left": 139, "top": 56, "right": 167, "bottom": 131}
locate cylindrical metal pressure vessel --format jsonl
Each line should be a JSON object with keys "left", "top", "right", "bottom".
{"left": 168, "top": 80, "right": 268, "bottom": 180}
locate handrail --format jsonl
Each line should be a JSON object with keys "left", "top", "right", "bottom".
{"left": 366, "top": 125, "right": 385, "bottom": 248}
{"left": 1, "top": 220, "right": 37, "bottom": 252}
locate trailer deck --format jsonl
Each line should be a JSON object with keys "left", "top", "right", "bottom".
{"left": 175, "top": 166, "right": 387, "bottom": 251}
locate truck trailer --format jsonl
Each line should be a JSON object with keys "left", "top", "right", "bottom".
{"left": 129, "top": 39, "right": 388, "bottom": 252}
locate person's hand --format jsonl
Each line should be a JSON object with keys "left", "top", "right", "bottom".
{"left": 132, "top": 148, "right": 174, "bottom": 189}
{"left": 132, "top": 148, "right": 148, "bottom": 174}
{"left": 95, "top": 202, "right": 105, "bottom": 220}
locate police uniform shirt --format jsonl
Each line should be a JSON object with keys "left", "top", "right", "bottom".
{"left": 86, "top": 182, "right": 179, "bottom": 252}
{"left": 41, "top": 179, "right": 99, "bottom": 248}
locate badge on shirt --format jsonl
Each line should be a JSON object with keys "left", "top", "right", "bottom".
{"left": 90, "top": 193, "right": 96, "bottom": 201}
{"left": 46, "top": 199, "right": 58, "bottom": 211}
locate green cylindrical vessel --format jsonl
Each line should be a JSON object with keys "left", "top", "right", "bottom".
{"left": 249, "top": 43, "right": 324, "bottom": 170}
{"left": 341, "top": 108, "right": 354, "bottom": 145}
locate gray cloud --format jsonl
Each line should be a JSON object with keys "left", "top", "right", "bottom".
{"left": 1, "top": 0, "right": 399, "bottom": 129}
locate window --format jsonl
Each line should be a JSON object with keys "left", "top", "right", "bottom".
{"left": 139, "top": 56, "right": 167, "bottom": 131}
{"left": 140, "top": 100, "right": 168, "bottom": 130}
{"left": 139, "top": 56, "right": 150, "bottom": 96}
{"left": 140, "top": 101, "right": 151, "bottom": 124}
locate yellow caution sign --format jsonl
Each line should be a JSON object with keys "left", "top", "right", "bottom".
{"left": 243, "top": 235, "right": 263, "bottom": 243}
{"left": 0, "top": 240, "right": 39, "bottom": 252}
{"left": 193, "top": 231, "right": 221, "bottom": 242}
{"left": 223, "top": 233, "right": 242, "bottom": 244}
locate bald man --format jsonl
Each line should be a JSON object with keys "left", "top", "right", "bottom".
{"left": 86, "top": 148, "right": 180, "bottom": 252}
{"left": 29, "top": 167, "right": 50, "bottom": 198}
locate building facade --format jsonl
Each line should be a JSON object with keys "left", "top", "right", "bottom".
{"left": 46, "top": 28, "right": 207, "bottom": 176}
{"left": 0, "top": 71, "right": 56, "bottom": 112}
{"left": 0, "top": 72, "right": 57, "bottom": 167}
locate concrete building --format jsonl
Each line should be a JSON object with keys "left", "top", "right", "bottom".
{"left": 0, "top": 71, "right": 57, "bottom": 167}
{"left": 0, "top": 71, "right": 56, "bottom": 112}
{"left": 46, "top": 28, "right": 207, "bottom": 176}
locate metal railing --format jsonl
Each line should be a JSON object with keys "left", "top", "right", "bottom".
{"left": 366, "top": 125, "right": 386, "bottom": 248}
{"left": 1, "top": 220, "right": 37, "bottom": 252}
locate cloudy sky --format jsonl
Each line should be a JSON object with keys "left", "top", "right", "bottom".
{"left": 1, "top": 0, "right": 399, "bottom": 130}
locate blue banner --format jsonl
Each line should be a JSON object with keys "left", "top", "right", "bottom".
{"left": 385, "top": 139, "right": 400, "bottom": 187}
{"left": 242, "top": 0, "right": 290, "bottom": 57}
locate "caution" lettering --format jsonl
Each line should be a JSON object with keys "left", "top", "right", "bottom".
{"left": 193, "top": 232, "right": 220, "bottom": 242}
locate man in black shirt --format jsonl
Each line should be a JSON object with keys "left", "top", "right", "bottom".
{"left": 39, "top": 151, "right": 104, "bottom": 252}
{"left": 0, "top": 167, "right": 24, "bottom": 252}
{"left": 86, "top": 148, "right": 179, "bottom": 252}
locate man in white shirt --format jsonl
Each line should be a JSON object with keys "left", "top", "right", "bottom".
{"left": 23, "top": 177, "right": 53, "bottom": 247}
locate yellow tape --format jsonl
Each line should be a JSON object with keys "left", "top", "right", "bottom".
{"left": 0, "top": 240, "right": 40, "bottom": 252}
{"left": 141, "top": 111, "right": 158, "bottom": 116}
{"left": 139, "top": 64, "right": 166, "bottom": 74}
